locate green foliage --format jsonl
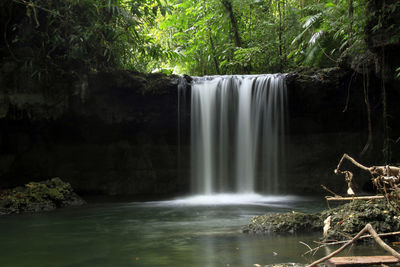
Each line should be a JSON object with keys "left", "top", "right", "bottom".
{"left": 1, "top": 0, "right": 169, "bottom": 83}
{"left": 1, "top": 0, "right": 374, "bottom": 76}
{"left": 152, "top": 0, "right": 368, "bottom": 75}
{"left": 290, "top": 0, "right": 367, "bottom": 67}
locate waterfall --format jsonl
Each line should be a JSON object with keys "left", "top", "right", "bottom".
{"left": 190, "top": 74, "right": 287, "bottom": 195}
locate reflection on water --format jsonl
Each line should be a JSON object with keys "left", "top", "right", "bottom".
{"left": 0, "top": 195, "right": 386, "bottom": 267}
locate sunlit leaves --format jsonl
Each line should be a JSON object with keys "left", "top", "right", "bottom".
{"left": 3, "top": 0, "right": 370, "bottom": 76}
{"left": 289, "top": 0, "right": 367, "bottom": 67}
{"left": 2, "top": 0, "right": 171, "bottom": 77}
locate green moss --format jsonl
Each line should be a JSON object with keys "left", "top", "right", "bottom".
{"left": 245, "top": 212, "right": 321, "bottom": 234}
{"left": 244, "top": 199, "right": 400, "bottom": 239}
{"left": 0, "top": 177, "right": 84, "bottom": 215}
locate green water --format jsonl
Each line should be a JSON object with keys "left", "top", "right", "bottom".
{"left": 0, "top": 195, "right": 385, "bottom": 267}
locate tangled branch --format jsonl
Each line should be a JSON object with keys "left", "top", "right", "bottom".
{"left": 334, "top": 153, "right": 400, "bottom": 210}
{"left": 306, "top": 224, "right": 400, "bottom": 267}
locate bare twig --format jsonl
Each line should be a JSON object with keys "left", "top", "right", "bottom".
{"left": 321, "top": 185, "right": 341, "bottom": 198}
{"left": 299, "top": 241, "right": 313, "bottom": 251}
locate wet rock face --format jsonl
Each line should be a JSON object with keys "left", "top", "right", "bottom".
{"left": 0, "top": 67, "right": 398, "bottom": 196}
{"left": 0, "top": 71, "right": 190, "bottom": 196}
{"left": 0, "top": 177, "right": 85, "bottom": 215}
{"left": 283, "top": 68, "right": 366, "bottom": 194}
{"left": 283, "top": 66, "right": 400, "bottom": 194}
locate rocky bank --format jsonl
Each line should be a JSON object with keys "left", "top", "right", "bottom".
{"left": 243, "top": 198, "right": 400, "bottom": 240}
{"left": 0, "top": 177, "right": 86, "bottom": 215}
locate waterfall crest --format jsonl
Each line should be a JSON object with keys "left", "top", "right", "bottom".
{"left": 190, "top": 74, "right": 287, "bottom": 195}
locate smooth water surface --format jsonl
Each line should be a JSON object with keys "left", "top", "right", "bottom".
{"left": 0, "top": 195, "right": 385, "bottom": 267}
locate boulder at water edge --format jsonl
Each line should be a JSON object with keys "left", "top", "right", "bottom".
{"left": 0, "top": 177, "right": 86, "bottom": 215}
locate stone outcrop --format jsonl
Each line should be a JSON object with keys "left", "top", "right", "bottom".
{"left": 0, "top": 177, "right": 85, "bottom": 215}
{"left": 243, "top": 199, "right": 400, "bottom": 240}
{"left": 283, "top": 67, "right": 400, "bottom": 194}
{"left": 0, "top": 70, "right": 190, "bottom": 196}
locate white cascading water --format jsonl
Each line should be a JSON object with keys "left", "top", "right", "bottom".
{"left": 190, "top": 74, "right": 287, "bottom": 195}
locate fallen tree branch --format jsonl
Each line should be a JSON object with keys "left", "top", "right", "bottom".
{"left": 334, "top": 153, "right": 400, "bottom": 211}
{"left": 321, "top": 185, "right": 341, "bottom": 198}
{"left": 306, "top": 223, "right": 400, "bottom": 267}
{"left": 335, "top": 153, "right": 370, "bottom": 173}
{"left": 326, "top": 195, "right": 384, "bottom": 201}
{"left": 334, "top": 153, "right": 400, "bottom": 177}
{"left": 299, "top": 241, "right": 313, "bottom": 252}
{"left": 304, "top": 230, "right": 400, "bottom": 256}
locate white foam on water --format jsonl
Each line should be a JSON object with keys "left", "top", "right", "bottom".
{"left": 146, "top": 193, "right": 307, "bottom": 207}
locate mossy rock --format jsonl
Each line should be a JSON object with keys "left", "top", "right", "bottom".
{"left": 0, "top": 177, "right": 85, "bottom": 215}
{"left": 243, "top": 212, "right": 321, "bottom": 234}
{"left": 244, "top": 199, "right": 400, "bottom": 240}
{"left": 319, "top": 199, "right": 400, "bottom": 240}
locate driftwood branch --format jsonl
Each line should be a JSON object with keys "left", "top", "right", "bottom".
{"left": 335, "top": 153, "right": 370, "bottom": 173}
{"left": 321, "top": 185, "right": 341, "bottom": 198}
{"left": 334, "top": 153, "right": 400, "bottom": 210}
{"left": 304, "top": 230, "right": 400, "bottom": 256}
{"left": 326, "top": 195, "right": 384, "bottom": 201}
{"left": 306, "top": 224, "right": 400, "bottom": 267}
{"left": 334, "top": 153, "right": 400, "bottom": 176}
{"left": 299, "top": 241, "right": 313, "bottom": 252}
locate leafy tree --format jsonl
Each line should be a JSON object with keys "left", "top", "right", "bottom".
{"left": 0, "top": 0, "right": 169, "bottom": 84}
{"left": 2, "top": 0, "right": 386, "bottom": 77}
{"left": 150, "top": 0, "right": 371, "bottom": 75}
{"left": 290, "top": 0, "right": 367, "bottom": 68}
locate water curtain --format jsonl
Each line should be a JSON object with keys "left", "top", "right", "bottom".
{"left": 190, "top": 75, "right": 287, "bottom": 195}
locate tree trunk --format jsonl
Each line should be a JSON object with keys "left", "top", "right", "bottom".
{"left": 278, "top": 0, "right": 283, "bottom": 72}
{"left": 204, "top": 0, "right": 221, "bottom": 74}
{"left": 221, "top": 0, "right": 242, "bottom": 48}
{"left": 221, "top": 0, "right": 249, "bottom": 73}
{"left": 348, "top": 0, "right": 354, "bottom": 45}
{"left": 208, "top": 32, "right": 221, "bottom": 74}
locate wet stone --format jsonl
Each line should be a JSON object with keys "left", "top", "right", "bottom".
{"left": 0, "top": 177, "right": 86, "bottom": 215}
{"left": 243, "top": 199, "right": 400, "bottom": 240}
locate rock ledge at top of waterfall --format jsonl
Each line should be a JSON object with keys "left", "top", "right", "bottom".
{"left": 0, "top": 177, "right": 86, "bottom": 215}
{"left": 243, "top": 198, "right": 400, "bottom": 240}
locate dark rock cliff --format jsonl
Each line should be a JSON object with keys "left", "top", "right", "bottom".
{"left": 0, "top": 67, "right": 398, "bottom": 196}
{"left": 0, "top": 71, "right": 190, "bottom": 196}
{"left": 285, "top": 67, "right": 400, "bottom": 194}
